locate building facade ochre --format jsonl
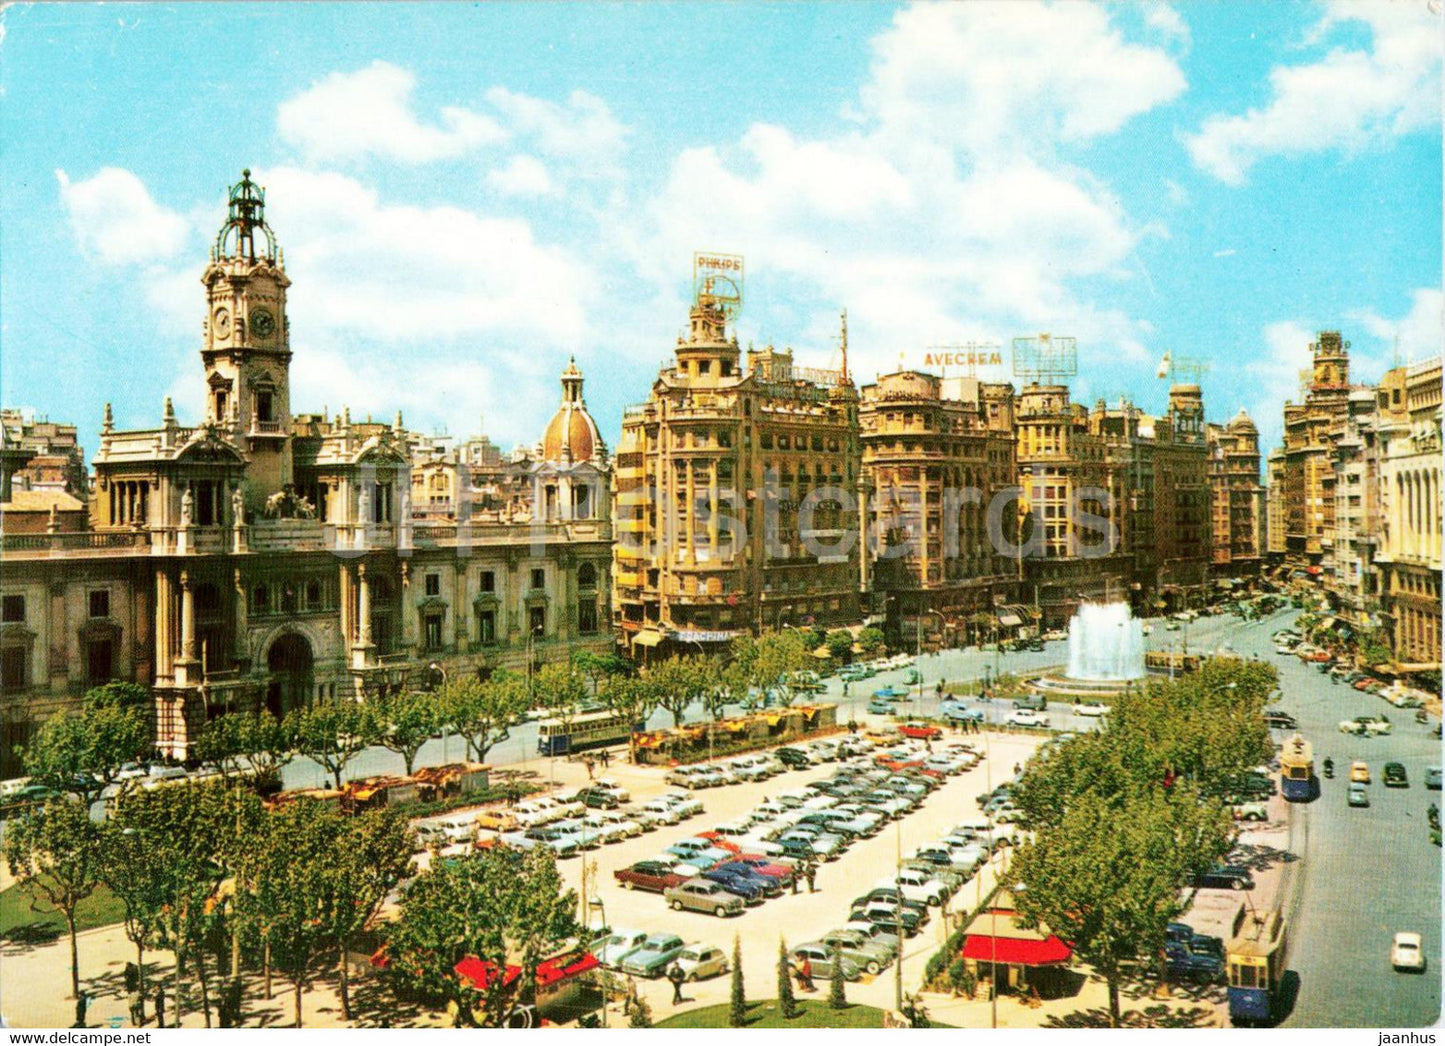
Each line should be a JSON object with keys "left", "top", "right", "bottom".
{"left": 613, "top": 304, "right": 861, "bottom": 658}
{"left": 858, "top": 372, "right": 1020, "bottom": 646}
{"left": 0, "top": 172, "right": 612, "bottom": 772}
{"left": 1205, "top": 409, "right": 1266, "bottom": 578}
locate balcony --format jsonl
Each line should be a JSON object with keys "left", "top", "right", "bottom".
{"left": 0, "top": 529, "right": 151, "bottom": 560}
{"left": 248, "top": 420, "right": 287, "bottom": 438}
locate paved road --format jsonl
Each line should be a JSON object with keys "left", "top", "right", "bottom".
{"left": 1257, "top": 621, "right": 1442, "bottom": 1028}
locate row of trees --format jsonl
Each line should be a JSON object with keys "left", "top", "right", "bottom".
{"left": 1009, "top": 658, "right": 1279, "bottom": 1026}
{"left": 5, "top": 770, "right": 585, "bottom": 1028}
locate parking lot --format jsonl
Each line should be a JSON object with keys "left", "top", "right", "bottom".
{"left": 432, "top": 727, "right": 1044, "bottom": 1019}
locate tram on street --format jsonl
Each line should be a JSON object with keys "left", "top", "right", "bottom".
{"left": 536, "top": 709, "right": 643, "bottom": 756}
{"left": 1226, "top": 908, "right": 1289, "bottom": 1025}
{"left": 1279, "top": 733, "right": 1315, "bottom": 801}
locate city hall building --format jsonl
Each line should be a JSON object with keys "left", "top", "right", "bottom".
{"left": 0, "top": 172, "right": 612, "bottom": 771}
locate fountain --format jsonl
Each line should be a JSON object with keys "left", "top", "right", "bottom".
{"left": 1027, "top": 602, "right": 1148, "bottom": 698}
{"left": 1066, "top": 602, "right": 1146, "bottom": 682}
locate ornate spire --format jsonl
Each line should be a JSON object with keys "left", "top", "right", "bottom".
{"left": 102, "top": 402, "right": 114, "bottom": 434}
{"left": 214, "top": 168, "right": 278, "bottom": 262}
{"left": 163, "top": 396, "right": 176, "bottom": 427}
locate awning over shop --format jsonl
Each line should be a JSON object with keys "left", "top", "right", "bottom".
{"left": 961, "top": 934, "right": 1073, "bottom": 966}
{"left": 997, "top": 613, "right": 1023, "bottom": 627}
{"left": 632, "top": 630, "right": 663, "bottom": 648}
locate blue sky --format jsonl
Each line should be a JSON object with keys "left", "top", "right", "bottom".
{"left": 2, "top": 1, "right": 1439, "bottom": 457}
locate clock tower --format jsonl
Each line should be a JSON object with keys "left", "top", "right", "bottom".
{"left": 201, "top": 169, "right": 293, "bottom": 503}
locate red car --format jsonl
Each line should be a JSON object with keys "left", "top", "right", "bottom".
{"left": 735, "top": 853, "right": 798, "bottom": 884}
{"left": 900, "top": 723, "right": 944, "bottom": 741}
{"left": 613, "top": 861, "right": 688, "bottom": 893}
{"left": 693, "top": 832, "right": 742, "bottom": 854}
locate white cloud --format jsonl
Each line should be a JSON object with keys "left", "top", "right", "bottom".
{"left": 258, "top": 166, "right": 595, "bottom": 344}
{"left": 56, "top": 167, "right": 189, "bottom": 264}
{"left": 486, "top": 155, "right": 556, "bottom": 198}
{"left": 278, "top": 61, "right": 506, "bottom": 164}
{"left": 484, "top": 87, "right": 628, "bottom": 178}
{"left": 1163, "top": 178, "right": 1190, "bottom": 205}
{"left": 1185, "top": 1, "right": 1441, "bottom": 184}
{"left": 859, "top": 1, "right": 1186, "bottom": 155}
{"left": 1213, "top": 248, "right": 1236, "bottom": 258}
{"left": 1347, "top": 287, "right": 1444, "bottom": 370}
{"left": 643, "top": 2, "right": 1174, "bottom": 383}
{"left": 1143, "top": 3, "right": 1190, "bottom": 47}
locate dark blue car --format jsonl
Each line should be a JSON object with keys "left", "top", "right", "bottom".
{"left": 701, "top": 868, "right": 769, "bottom": 902}
{"left": 1164, "top": 942, "right": 1223, "bottom": 983}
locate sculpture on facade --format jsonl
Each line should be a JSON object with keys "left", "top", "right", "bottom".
{"left": 231, "top": 486, "right": 245, "bottom": 526}
{"left": 180, "top": 487, "right": 194, "bottom": 525}
{"left": 262, "top": 484, "right": 318, "bottom": 520}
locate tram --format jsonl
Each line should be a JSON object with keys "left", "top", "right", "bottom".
{"left": 1226, "top": 908, "right": 1288, "bottom": 1025}
{"left": 536, "top": 710, "right": 643, "bottom": 756}
{"left": 1279, "top": 733, "right": 1315, "bottom": 802}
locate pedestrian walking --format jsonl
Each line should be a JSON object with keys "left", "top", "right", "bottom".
{"left": 73, "top": 991, "right": 90, "bottom": 1028}
{"left": 791, "top": 870, "right": 800, "bottom": 895}
{"left": 600, "top": 749, "right": 610, "bottom": 769}
{"left": 667, "top": 962, "right": 686, "bottom": 1005}
{"left": 800, "top": 957, "right": 816, "bottom": 992}
{"left": 805, "top": 862, "right": 817, "bottom": 893}
{"left": 585, "top": 755, "right": 596, "bottom": 780}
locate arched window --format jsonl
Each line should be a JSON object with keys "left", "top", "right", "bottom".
{"left": 578, "top": 562, "right": 598, "bottom": 589}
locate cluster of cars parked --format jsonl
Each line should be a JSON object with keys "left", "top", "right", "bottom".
{"left": 1164, "top": 921, "right": 1226, "bottom": 983}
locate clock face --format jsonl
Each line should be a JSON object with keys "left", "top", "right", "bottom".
{"left": 213, "top": 308, "right": 231, "bottom": 338}
{"left": 251, "top": 308, "right": 276, "bottom": 339}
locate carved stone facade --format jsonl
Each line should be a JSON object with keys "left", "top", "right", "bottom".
{"left": 0, "top": 172, "right": 611, "bottom": 771}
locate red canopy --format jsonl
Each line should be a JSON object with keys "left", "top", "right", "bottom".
{"left": 961, "top": 934, "right": 1073, "bottom": 966}
{"left": 454, "top": 957, "right": 522, "bottom": 990}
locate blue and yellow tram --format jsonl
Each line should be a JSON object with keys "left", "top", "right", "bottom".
{"left": 1279, "top": 733, "right": 1314, "bottom": 802}
{"left": 537, "top": 710, "right": 643, "bottom": 756}
{"left": 1227, "top": 908, "right": 1288, "bottom": 1025}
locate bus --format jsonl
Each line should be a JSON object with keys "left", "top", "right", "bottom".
{"left": 1226, "top": 908, "right": 1288, "bottom": 1025}
{"left": 537, "top": 710, "right": 643, "bottom": 756}
{"left": 1279, "top": 733, "right": 1315, "bottom": 802}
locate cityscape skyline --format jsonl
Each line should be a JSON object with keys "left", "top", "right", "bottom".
{"left": 3, "top": 1, "right": 1440, "bottom": 457}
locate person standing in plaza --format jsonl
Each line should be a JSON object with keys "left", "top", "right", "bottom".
{"left": 667, "top": 962, "right": 686, "bottom": 1005}
{"left": 805, "top": 862, "right": 817, "bottom": 893}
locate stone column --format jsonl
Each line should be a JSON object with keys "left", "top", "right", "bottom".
{"left": 233, "top": 569, "right": 249, "bottom": 667}
{"left": 685, "top": 462, "right": 696, "bottom": 564}
{"left": 358, "top": 563, "right": 373, "bottom": 647}
{"left": 708, "top": 462, "right": 720, "bottom": 554}
{"left": 155, "top": 569, "right": 174, "bottom": 681}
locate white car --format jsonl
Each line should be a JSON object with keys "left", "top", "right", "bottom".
{"left": 1006, "top": 709, "right": 1049, "bottom": 728}
{"left": 595, "top": 929, "right": 649, "bottom": 968}
{"left": 660, "top": 792, "right": 705, "bottom": 817}
{"left": 585, "top": 812, "right": 642, "bottom": 842}
{"left": 592, "top": 778, "right": 632, "bottom": 803}
{"left": 636, "top": 800, "right": 682, "bottom": 826}
{"left": 1071, "top": 702, "right": 1110, "bottom": 718}
{"left": 1337, "top": 716, "right": 1393, "bottom": 736}
{"left": 1391, "top": 932, "right": 1426, "bottom": 972}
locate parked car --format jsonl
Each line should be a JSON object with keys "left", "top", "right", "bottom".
{"left": 1190, "top": 864, "right": 1254, "bottom": 891}
{"left": 792, "top": 942, "right": 863, "bottom": 981}
{"left": 701, "top": 867, "right": 775, "bottom": 901}
{"left": 899, "top": 723, "right": 943, "bottom": 741}
{"left": 1232, "top": 802, "right": 1268, "bottom": 822}
{"left": 594, "top": 929, "right": 650, "bottom": 968}
{"left": 1261, "top": 711, "right": 1298, "bottom": 730}
{"left": 1071, "top": 701, "right": 1110, "bottom": 718}
{"left": 1426, "top": 767, "right": 1442, "bottom": 791}
{"left": 618, "top": 933, "right": 688, "bottom": 977}
{"left": 1383, "top": 762, "right": 1408, "bottom": 788}
{"left": 820, "top": 929, "right": 892, "bottom": 973}
{"left": 576, "top": 786, "right": 623, "bottom": 809}
{"left": 1391, "top": 931, "right": 1427, "bottom": 972}
{"left": 614, "top": 860, "right": 687, "bottom": 893}
{"left": 474, "top": 809, "right": 520, "bottom": 832}
{"left": 775, "top": 747, "right": 814, "bottom": 769}
{"left": 659, "top": 792, "right": 705, "bottom": 817}
{"left": 674, "top": 944, "right": 730, "bottom": 981}
{"left": 849, "top": 900, "right": 923, "bottom": 936}
{"left": 664, "top": 878, "right": 747, "bottom": 917}
{"left": 1006, "top": 709, "right": 1049, "bottom": 728}
{"left": 1164, "top": 941, "right": 1223, "bottom": 983}
{"left": 1012, "top": 692, "right": 1047, "bottom": 711}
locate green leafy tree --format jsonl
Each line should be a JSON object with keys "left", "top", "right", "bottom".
{"left": 23, "top": 702, "right": 152, "bottom": 805}
{"left": 824, "top": 630, "right": 854, "bottom": 663}
{"left": 828, "top": 943, "right": 847, "bottom": 1009}
{"left": 246, "top": 798, "right": 341, "bottom": 1027}
{"left": 98, "top": 820, "right": 167, "bottom": 1025}
{"left": 572, "top": 651, "right": 631, "bottom": 697}
{"left": 324, "top": 808, "right": 414, "bottom": 1020}
{"left": 645, "top": 656, "right": 710, "bottom": 730}
{"left": 385, "top": 848, "right": 579, "bottom": 1027}
{"left": 777, "top": 937, "right": 798, "bottom": 1019}
{"left": 3, "top": 799, "right": 101, "bottom": 1005}
{"left": 82, "top": 680, "right": 152, "bottom": 710}
{"left": 751, "top": 631, "right": 809, "bottom": 706}
{"left": 729, "top": 932, "right": 746, "bottom": 1027}
{"left": 441, "top": 673, "right": 527, "bottom": 764}
{"left": 376, "top": 690, "right": 441, "bottom": 775}
{"left": 1010, "top": 787, "right": 1233, "bottom": 1027}
{"left": 110, "top": 780, "right": 237, "bottom": 1027}
{"left": 857, "top": 626, "right": 886, "bottom": 659}
{"left": 292, "top": 699, "right": 379, "bottom": 789}
{"left": 601, "top": 675, "right": 659, "bottom": 763}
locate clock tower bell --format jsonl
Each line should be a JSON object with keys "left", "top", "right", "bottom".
{"left": 201, "top": 169, "right": 293, "bottom": 503}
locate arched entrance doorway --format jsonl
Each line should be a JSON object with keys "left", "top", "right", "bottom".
{"left": 265, "top": 632, "right": 314, "bottom": 718}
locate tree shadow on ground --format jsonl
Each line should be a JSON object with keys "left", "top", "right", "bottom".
{"left": 1042, "top": 1003, "right": 1216, "bottom": 1028}
{"left": 1230, "top": 841, "right": 1296, "bottom": 873}
{"left": 0, "top": 922, "right": 62, "bottom": 947}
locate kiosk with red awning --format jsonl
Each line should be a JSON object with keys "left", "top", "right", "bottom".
{"left": 960, "top": 891, "right": 1075, "bottom": 997}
